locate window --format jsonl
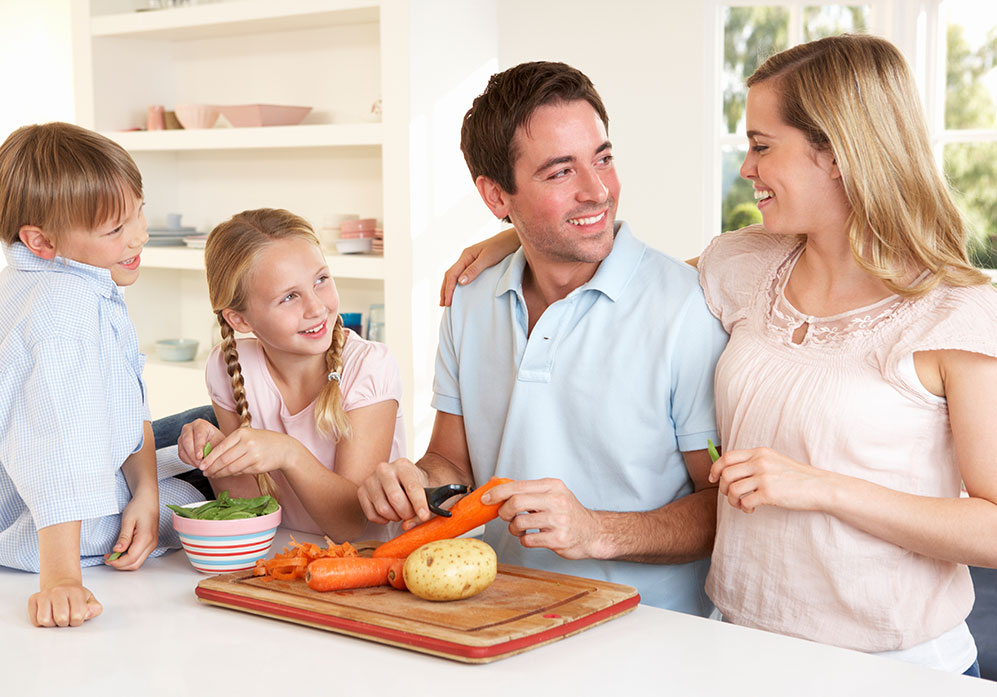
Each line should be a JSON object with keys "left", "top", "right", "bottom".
{"left": 940, "top": 1, "right": 997, "bottom": 270}
{"left": 707, "top": 1, "right": 997, "bottom": 273}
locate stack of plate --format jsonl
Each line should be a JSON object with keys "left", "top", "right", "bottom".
{"left": 147, "top": 226, "right": 197, "bottom": 247}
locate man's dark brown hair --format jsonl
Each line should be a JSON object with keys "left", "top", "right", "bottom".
{"left": 460, "top": 61, "right": 609, "bottom": 195}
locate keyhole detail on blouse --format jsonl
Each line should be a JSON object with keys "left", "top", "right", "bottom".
{"left": 791, "top": 322, "right": 809, "bottom": 345}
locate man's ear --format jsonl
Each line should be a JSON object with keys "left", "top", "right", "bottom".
{"left": 221, "top": 308, "right": 253, "bottom": 334}
{"left": 18, "top": 225, "right": 57, "bottom": 260}
{"left": 474, "top": 176, "right": 512, "bottom": 220}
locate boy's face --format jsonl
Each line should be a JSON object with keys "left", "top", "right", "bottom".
{"left": 57, "top": 194, "right": 148, "bottom": 286}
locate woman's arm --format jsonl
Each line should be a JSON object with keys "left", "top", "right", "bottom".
{"left": 711, "top": 349, "right": 997, "bottom": 568}
{"left": 440, "top": 227, "right": 520, "bottom": 306}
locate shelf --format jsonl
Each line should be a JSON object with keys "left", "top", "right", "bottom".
{"left": 90, "top": 0, "right": 379, "bottom": 40}
{"left": 105, "top": 123, "right": 382, "bottom": 151}
{"left": 141, "top": 247, "right": 385, "bottom": 280}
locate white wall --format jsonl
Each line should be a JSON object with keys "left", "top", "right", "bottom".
{"left": 497, "top": 0, "right": 710, "bottom": 260}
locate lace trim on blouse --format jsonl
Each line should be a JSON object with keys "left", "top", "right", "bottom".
{"left": 765, "top": 243, "right": 927, "bottom": 348}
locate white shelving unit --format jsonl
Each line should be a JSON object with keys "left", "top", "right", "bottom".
{"left": 71, "top": 0, "right": 500, "bottom": 453}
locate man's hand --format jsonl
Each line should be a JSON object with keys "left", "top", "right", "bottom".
{"left": 358, "top": 458, "right": 431, "bottom": 528}
{"left": 28, "top": 581, "right": 102, "bottom": 628}
{"left": 482, "top": 478, "right": 605, "bottom": 560}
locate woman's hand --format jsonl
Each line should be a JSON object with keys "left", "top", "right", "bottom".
{"left": 197, "top": 428, "right": 304, "bottom": 479}
{"left": 439, "top": 227, "right": 521, "bottom": 306}
{"left": 177, "top": 418, "right": 224, "bottom": 468}
{"left": 709, "top": 447, "right": 831, "bottom": 514}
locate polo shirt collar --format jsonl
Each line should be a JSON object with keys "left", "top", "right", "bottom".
{"left": 4, "top": 241, "right": 119, "bottom": 298}
{"left": 495, "top": 220, "right": 644, "bottom": 302}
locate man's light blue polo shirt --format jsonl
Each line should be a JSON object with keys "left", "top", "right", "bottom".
{"left": 432, "top": 222, "right": 728, "bottom": 614}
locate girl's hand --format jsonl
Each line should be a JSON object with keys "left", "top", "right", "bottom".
{"left": 177, "top": 418, "right": 223, "bottom": 467}
{"left": 198, "top": 428, "right": 302, "bottom": 479}
{"left": 106, "top": 490, "right": 159, "bottom": 570}
{"left": 28, "top": 582, "right": 102, "bottom": 628}
{"left": 439, "top": 227, "right": 521, "bottom": 306}
{"left": 708, "top": 447, "right": 830, "bottom": 514}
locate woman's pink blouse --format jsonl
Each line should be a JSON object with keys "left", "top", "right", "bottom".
{"left": 699, "top": 226, "right": 997, "bottom": 651}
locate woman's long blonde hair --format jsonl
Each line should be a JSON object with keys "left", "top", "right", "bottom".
{"left": 204, "top": 208, "right": 352, "bottom": 500}
{"left": 747, "top": 34, "right": 989, "bottom": 296}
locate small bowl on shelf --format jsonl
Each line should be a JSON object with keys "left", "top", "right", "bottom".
{"left": 174, "top": 103, "right": 220, "bottom": 129}
{"left": 171, "top": 502, "right": 282, "bottom": 574}
{"left": 335, "top": 238, "right": 373, "bottom": 255}
{"left": 155, "top": 338, "right": 199, "bottom": 362}
{"left": 217, "top": 104, "right": 312, "bottom": 127}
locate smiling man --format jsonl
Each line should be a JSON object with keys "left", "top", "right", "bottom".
{"left": 358, "top": 62, "right": 728, "bottom": 614}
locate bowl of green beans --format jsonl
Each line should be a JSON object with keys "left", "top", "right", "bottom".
{"left": 169, "top": 491, "right": 281, "bottom": 573}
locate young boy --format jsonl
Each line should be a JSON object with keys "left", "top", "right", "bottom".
{"left": 0, "top": 123, "right": 203, "bottom": 628}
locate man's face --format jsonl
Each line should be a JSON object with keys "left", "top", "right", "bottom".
{"left": 497, "top": 99, "right": 620, "bottom": 266}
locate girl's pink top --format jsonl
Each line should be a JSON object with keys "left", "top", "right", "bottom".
{"left": 699, "top": 226, "right": 997, "bottom": 651}
{"left": 206, "top": 330, "right": 405, "bottom": 540}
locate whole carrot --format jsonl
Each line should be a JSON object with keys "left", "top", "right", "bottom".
{"left": 386, "top": 559, "right": 407, "bottom": 590}
{"left": 372, "top": 476, "right": 513, "bottom": 559}
{"left": 305, "top": 557, "right": 400, "bottom": 592}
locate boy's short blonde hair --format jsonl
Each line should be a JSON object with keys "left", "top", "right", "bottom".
{"left": 0, "top": 122, "right": 143, "bottom": 246}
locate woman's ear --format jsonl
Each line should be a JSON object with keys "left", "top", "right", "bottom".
{"left": 221, "top": 308, "right": 253, "bottom": 334}
{"left": 475, "top": 176, "right": 512, "bottom": 221}
{"left": 18, "top": 225, "right": 57, "bottom": 260}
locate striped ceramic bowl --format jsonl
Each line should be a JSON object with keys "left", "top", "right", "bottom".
{"left": 171, "top": 502, "right": 281, "bottom": 574}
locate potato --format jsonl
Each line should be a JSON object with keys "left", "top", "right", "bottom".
{"left": 402, "top": 538, "right": 497, "bottom": 601}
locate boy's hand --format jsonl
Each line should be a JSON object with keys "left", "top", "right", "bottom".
{"left": 28, "top": 581, "right": 102, "bottom": 627}
{"left": 105, "top": 491, "right": 159, "bottom": 570}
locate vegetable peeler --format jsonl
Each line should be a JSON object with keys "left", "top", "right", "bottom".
{"left": 423, "top": 484, "right": 470, "bottom": 517}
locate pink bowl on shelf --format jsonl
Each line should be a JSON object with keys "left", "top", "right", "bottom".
{"left": 217, "top": 104, "right": 312, "bottom": 127}
{"left": 340, "top": 218, "right": 378, "bottom": 234}
{"left": 171, "top": 502, "right": 281, "bottom": 574}
{"left": 173, "top": 103, "right": 220, "bottom": 129}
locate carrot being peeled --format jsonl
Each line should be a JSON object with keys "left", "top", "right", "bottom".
{"left": 372, "top": 476, "right": 513, "bottom": 559}
{"left": 305, "top": 557, "right": 399, "bottom": 592}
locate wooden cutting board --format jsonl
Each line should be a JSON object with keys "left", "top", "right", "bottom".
{"left": 195, "top": 563, "right": 639, "bottom": 663}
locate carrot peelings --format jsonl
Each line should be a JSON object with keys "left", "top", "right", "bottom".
{"left": 305, "top": 557, "right": 400, "bottom": 592}
{"left": 372, "top": 477, "right": 513, "bottom": 559}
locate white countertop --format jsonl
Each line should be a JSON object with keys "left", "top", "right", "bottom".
{"left": 2, "top": 529, "right": 993, "bottom": 696}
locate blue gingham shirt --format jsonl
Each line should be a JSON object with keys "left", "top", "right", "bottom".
{"left": 0, "top": 243, "right": 201, "bottom": 571}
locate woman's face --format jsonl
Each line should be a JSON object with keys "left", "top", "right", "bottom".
{"left": 739, "top": 81, "right": 849, "bottom": 236}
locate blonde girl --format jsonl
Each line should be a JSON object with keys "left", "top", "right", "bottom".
{"left": 437, "top": 35, "right": 997, "bottom": 675}
{"left": 177, "top": 208, "right": 405, "bottom": 541}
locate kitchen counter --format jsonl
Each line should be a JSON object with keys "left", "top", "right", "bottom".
{"left": 2, "top": 528, "right": 993, "bottom": 696}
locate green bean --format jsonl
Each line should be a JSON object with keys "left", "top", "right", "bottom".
{"left": 708, "top": 439, "right": 721, "bottom": 464}
{"left": 167, "top": 490, "right": 278, "bottom": 520}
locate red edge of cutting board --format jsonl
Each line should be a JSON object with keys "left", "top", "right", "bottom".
{"left": 195, "top": 585, "right": 640, "bottom": 661}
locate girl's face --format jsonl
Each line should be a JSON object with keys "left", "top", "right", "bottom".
{"left": 739, "top": 81, "right": 848, "bottom": 236}
{"left": 228, "top": 237, "right": 340, "bottom": 359}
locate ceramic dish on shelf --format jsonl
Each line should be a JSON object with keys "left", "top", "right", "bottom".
{"left": 217, "top": 104, "right": 312, "bottom": 127}
{"left": 183, "top": 234, "right": 209, "bottom": 249}
{"left": 335, "top": 238, "right": 374, "bottom": 255}
{"left": 174, "top": 103, "right": 220, "bottom": 129}
{"left": 155, "top": 338, "right": 199, "bottom": 362}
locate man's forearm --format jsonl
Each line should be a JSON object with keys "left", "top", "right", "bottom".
{"left": 591, "top": 488, "right": 718, "bottom": 564}
{"left": 416, "top": 451, "right": 475, "bottom": 488}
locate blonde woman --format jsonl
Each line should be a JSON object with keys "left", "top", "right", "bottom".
{"left": 439, "top": 36, "right": 997, "bottom": 675}
{"left": 177, "top": 209, "right": 405, "bottom": 542}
